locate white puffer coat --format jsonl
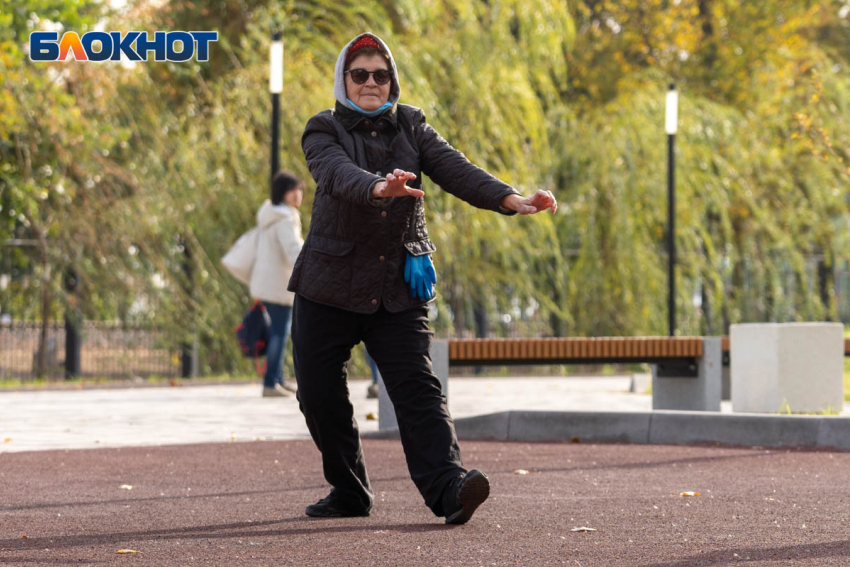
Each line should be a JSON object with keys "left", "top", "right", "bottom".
{"left": 249, "top": 200, "right": 303, "bottom": 306}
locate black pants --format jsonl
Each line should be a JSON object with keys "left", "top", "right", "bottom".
{"left": 291, "top": 294, "right": 465, "bottom": 516}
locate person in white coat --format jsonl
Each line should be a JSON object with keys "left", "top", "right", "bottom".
{"left": 250, "top": 171, "right": 305, "bottom": 397}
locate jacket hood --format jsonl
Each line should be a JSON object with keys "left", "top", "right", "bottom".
{"left": 257, "top": 200, "right": 295, "bottom": 228}
{"left": 334, "top": 33, "right": 400, "bottom": 112}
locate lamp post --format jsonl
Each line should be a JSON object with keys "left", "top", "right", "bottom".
{"left": 666, "top": 83, "right": 678, "bottom": 337}
{"left": 270, "top": 31, "right": 283, "bottom": 184}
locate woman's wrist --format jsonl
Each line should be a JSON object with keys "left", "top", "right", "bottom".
{"left": 372, "top": 181, "right": 386, "bottom": 198}
{"left": 500, "top": 193, "right": 522, "bottom": 211}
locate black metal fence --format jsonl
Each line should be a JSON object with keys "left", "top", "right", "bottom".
{"left": 0, "top": 321, "right": 180, "bottom": 382}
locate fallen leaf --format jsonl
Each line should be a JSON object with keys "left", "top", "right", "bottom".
{"left": 513, "top": 469, "right": 530, "bottom": 475}
{"left": 1, "top": 547, "right": 12, "bottom": 550}
{"left": 366, "top": 412, "right": 377, "bottom": 421}
{"left": 21, "top": 536, "right": 28, "bottom": 539}
{"left": 3, "top": 438, "right": 10, "bottom": 443}
{"left": 571, "top": 527, "right": 597, "bottom": 532}
{"left": 120, "top": 485, "right": 133, "bottom": 490}
{"left": 116, "top": 549, "right": 142, "bottom": 554}
{"left": 570, "top": 436, "right": 581, "bottom": 443}
{"left": 680, "top": 491, "right": 700, "bottom": 497}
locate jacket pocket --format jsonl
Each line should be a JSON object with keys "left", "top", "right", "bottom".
{"left": 300, "top": 235, "right": 356, "bottom": 307}
{"left": 403, "top": 237, "right": 436, "bottom": 257}
{"left": 311, "top": 235, "right": 355, "bottom": 257}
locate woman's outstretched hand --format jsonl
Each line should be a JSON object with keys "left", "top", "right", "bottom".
{"left": 500, "top": 190, "right": 558, "bottom": 215}
{"left": 372, "top": 169, "right": 424, "bottom": 199}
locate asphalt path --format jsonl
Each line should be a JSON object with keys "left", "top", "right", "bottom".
{"left": 2, "top": 439, "right": 849, "bottom": 566}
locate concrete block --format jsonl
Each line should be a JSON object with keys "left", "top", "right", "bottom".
{"left": 453, "top": 412, "right": 511, "bottom": 441}
{"left": 649, "top": 411, "right": 822, "bottom": 447}
{"left": 379, "top": 339, "right": 449, "bottom": 430}
{"left": 652, "top": 337, "right": 722, "bottom": 411}
{"left": 376, "top": 369, "right": 394, "bottom": 430}
{"left": 430, "top": 339, "right": 449, "bottom": 395}
{"left": 731, "top": 323, "right": 844, "bottom": 413}
{"left": 817, "top": 418, "right": 850, "bottom": 451}
{"left": 506, "top": 411, "right": 651, "bottom": 443}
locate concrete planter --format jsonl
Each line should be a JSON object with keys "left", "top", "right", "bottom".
{"left": 730, "top": 323, "right": 844, "bottom": 414}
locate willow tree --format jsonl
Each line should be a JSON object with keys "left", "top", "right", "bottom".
{"left": 8, "top": 0, "right": 850, "bottom": 380}
{"left": 95, "top": 0, "right": 579, "bottom": 375}
{"left": 560, "top": 0, "right": 850, "bottom": 335}
{"left": 0, "top": 0, "right": 140, "bottom": 375}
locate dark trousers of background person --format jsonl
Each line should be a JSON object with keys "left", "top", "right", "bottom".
{"left": 291, "top": 294, "right": 465, "bottom": 515}
{"left": 263, "top": 302, "right": 292, "bottom": 388}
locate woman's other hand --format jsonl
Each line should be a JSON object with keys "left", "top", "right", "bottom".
{"left": 372, "top": 169, "right": 424, "bottom": 198}
{"left": 500, "top": 190, "right": 557, "bottom": 215}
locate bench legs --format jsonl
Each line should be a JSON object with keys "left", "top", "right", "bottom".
{"left": 378, "top": 340, "right": 449, "bottom": 431}
{"left": 652, "top": 337, "right": 722, "bottom": 411}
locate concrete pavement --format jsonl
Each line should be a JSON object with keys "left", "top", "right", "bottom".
{"left": 2, "top": 375, "right": 849, "bottom": 454}
{"left": 0, "top": 376, "right": 652, "bottom": 453}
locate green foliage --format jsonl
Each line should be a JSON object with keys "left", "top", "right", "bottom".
{"left": 562, "top": 0, "right": 850, "bottom": 334}
{"left": 2, "top": 0, "right": 850, "bottom": 375}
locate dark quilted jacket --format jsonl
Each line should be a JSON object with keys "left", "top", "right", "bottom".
{"left": 287, "top": 102, "right": 519, "bottom": 314}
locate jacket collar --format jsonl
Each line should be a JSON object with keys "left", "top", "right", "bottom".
{"left": 334, "top": 100, "right": 399, "bottom": 132}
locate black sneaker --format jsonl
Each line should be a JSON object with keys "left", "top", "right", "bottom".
{"left": 305, "top": 493, "right": 370, "bottom": 518}
{"left": 444, "top": 469, "right": 490, "bottom": 525}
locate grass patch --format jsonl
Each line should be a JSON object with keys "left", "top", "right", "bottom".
{"left": 0, "top": 374, "right": 257, "bottom": 390}
{"left": 777, "top": 399, "right": 841, "bottom": 416}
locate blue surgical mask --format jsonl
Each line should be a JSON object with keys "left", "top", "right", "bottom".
{"left": 347, "top": 98, "right": 392, "bottom": 117}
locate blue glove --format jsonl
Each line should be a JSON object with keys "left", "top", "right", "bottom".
{"left": 404, "top": 251, "right": 437, "bottom": 300}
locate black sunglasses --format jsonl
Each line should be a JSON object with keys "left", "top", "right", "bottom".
{"left": 345, "top": 68, "right": 392, "bottom": 85}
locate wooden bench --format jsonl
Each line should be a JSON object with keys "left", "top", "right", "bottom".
{"left": 447, "top": 336, "right": 720, "bottom": 412}
{"left": 448, "top": 337, "right": 704, "bottom": 377}
{"left": 379, "top": 336, "right": 723, "bottom": 430}
{"left": 377, "top": 336, "right": 723, "bottom": 430}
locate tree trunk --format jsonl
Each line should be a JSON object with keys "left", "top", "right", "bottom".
{"left": 698, "top": 0, "right": 717, "bottom": 68}
{"left": 818, "top": 258, "right": 834, "bottom": 321}
{"left": 452, "top": 289, "right": 465, "bottom": 338}
{"left": 180, "top": 235, "right": 197, "bottom": 378}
